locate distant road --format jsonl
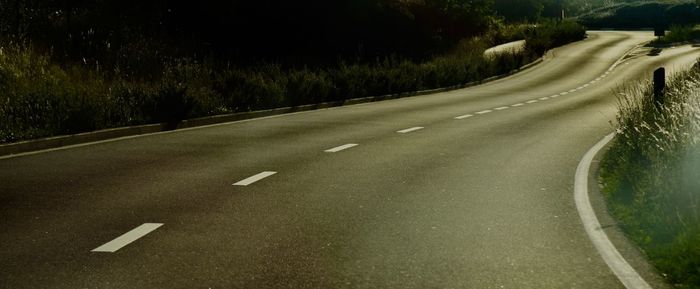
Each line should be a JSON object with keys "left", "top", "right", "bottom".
{"left": 2, "top": 31, "right": 699, "bottom": 288}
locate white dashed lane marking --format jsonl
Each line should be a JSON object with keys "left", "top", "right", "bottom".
{"left": 92, "top": 223, "right": 163, "bottom": 253}
{"left": 397, "top": 127, "right": 424, "bottom": 134}
{"left": 446, "top": 54, "right": 623, "bottom": 123}
{"left": 233, "top": 171, "right": 277, "bottom": 186}
{"left": 325, "top": 144, "right": 358, "bottom": 153}
{"left": 446, "top": 44, "right": 627, "bottom": 124}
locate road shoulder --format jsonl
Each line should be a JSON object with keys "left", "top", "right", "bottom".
{"left": 586, "top": 135, "right": 672, "bottom": 289}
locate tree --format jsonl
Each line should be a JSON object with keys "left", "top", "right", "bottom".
{"left": 494, "top": 0, "right": 544, "bottom": 22}
{"left": 414, "top": 0, "right": 495, "bottom": 40}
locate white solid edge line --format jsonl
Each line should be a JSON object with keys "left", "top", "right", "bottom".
{"left": 92, "top": 223, "right": 163, "bottom": 253}
{"left": 397, "top": 127, "right": 424, "bottom": 134}
{"left": 233, "top": 171, "right": 277, "bottom": 186}
{"left": 455, "top": 114, "right": 474, "bottom": 120}
{"left": 574, "top": 133, "right": 652, "bottom": 289}
{"left": 325, "top": 143, "right": 358, "bottom": 153}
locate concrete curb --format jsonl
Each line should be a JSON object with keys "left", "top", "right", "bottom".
{"left": 0, "top": 56, "right": 544, "bottom": 157}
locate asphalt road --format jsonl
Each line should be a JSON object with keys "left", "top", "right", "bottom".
{"left": 2, "top": 31, "right": 699, "bottom": 289}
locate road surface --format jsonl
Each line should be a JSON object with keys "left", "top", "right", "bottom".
{"left": 1, "top": 31, "right": 699, "bottom": 289}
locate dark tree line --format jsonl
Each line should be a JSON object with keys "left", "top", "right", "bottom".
{"left": 0, "top": 0, "right": 499, "bottom": 68}
{"left": 580, "top": 2, "right": 700, "bottom": 29}
{"left": 0, "top": 0, "right": 633, "bottom": 69}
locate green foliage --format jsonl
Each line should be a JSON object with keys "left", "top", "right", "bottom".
{"left": 652, "top": 25, "right": 700, "bottom": 45}
{"left": 0, "top": 1, "right": 588, "bottom": 143}
{"left": 0, "top": 44, "right": 228, "bottom": 142}
{"left": 493, "top": 0, "right": 662, "bottom": 22}
{"left": 0, "top": 0, "right": 502, "bottom": 66}
{"left": 0, "top": 43, "right": 108, "bottom": 141}
{"left": 488, "top": 23, "right": 531, "bottom": 45}
{"left": 495, "top": 0, "right": 545, "bottom": 22}
{"left": 601, "top": 62, "right": 700, "bottom": 288}
{"left": 524, "top": 20, "right": 587, "bottom": 55}
{"left": 1, "top": 28, "right": 581, "bottom": 143}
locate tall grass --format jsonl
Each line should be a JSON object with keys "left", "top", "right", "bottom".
{"left": 601, "top": 61, "right": 700, "bottom": 288}
{"left": 0, "top": 21, "right": 585, "bottom": 143}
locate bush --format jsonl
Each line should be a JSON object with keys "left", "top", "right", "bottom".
{"left": 579, "top": 2, "right": 700, "bottom": 29}
{"left": 0, "top": 44, "right": 113, "bottom": 141}
{"left": 524, "top": 19, "right": 587, "bottom": 55}
{"left": 651, "top": 25, "right": 700, "bottom": 46}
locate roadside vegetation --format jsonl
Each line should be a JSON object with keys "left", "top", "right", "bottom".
{"left": 651, "top": 25, "right": 700, "bottom": 46}
{"left": 601, "top": 61, "right": 700, "bottom": 288}
{"left": 579, "top": 1, "right": 700, "bottom": 29}
{"left": 0, "top": 1, "right": 586, "bottom": 143}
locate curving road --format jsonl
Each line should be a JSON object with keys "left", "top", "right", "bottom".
{"left": 1, "top": 31, "right": 699, "bottom": 289}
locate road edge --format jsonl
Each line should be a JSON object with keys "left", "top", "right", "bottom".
{"left": 0, "top": 56, "right": 545, "bottom": 158}
{"left": 575, "top": 133, "right": 652, "bottom": 289}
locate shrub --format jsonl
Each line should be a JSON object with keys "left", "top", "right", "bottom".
{"left": 651, "top": 25, "right": 700, "bottom": 46}
{"left": 524, "top": 19, "right": 586, "bottom": 55}
{"left": 579, "top": 2, "right": 700, "bottom": 30}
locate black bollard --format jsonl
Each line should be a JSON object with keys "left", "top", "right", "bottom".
{"left": 653, "top": 67, "right": 665, "bottom": 107}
